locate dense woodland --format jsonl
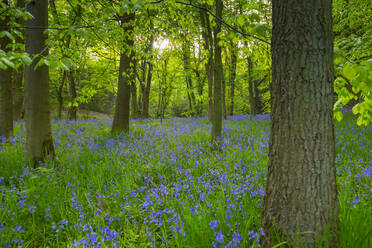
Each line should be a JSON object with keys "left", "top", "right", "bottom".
{"left": 0, "top": 0, "right": 371, "bottom": 247}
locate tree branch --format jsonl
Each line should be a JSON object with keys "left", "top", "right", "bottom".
{"left": 152, "top": 0, "right": 271, "bottom": 45}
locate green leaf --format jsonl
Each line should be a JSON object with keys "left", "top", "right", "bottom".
{"left": 334, "top": 111, "right": 343, "bottom": 122}
{"left": 60, "top": 61, "right": 69, "bottom": 71}
{"left": 0, "top": 60, "right": 7, "bottom": 69}
{"left": 0, "top": 31, "right": 15, "bottom": 40}
{"left": 49, "top": 60, "right": 59, "bottom": 70}
{"left": 343, "top": 63, "right": 356, "bottom": 80}
{"left": 248, "top": 12, "right": 261, "bottom": 22}
{"left": 34, "top": 58, "right": 45, "bottom": 69}
{"left": 1, "top": 57, "right": 15, "bottom": 68}
{"left": 43, "top": 58, "right": 50, "bottom": 66}
{"left": 253, "top": 24, "right": 267, "bottom": 36}
{"left": 21, "top": 53, "right": 32, "bottom": 65}
{"left": 61, "top": 58, "right": 73, "bottom": 69}
{"left": 333, "top": 98, "right": 342, "bottom": 111}
{"left": 352, "top": 103, "right": 360, "bottom": 114}
{"left": 237, "top": 16, "right": 245, "bottom": 26}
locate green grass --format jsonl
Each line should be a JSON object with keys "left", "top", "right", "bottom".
{"left": 0, "top": 115, "right": 371, "bottom": 247}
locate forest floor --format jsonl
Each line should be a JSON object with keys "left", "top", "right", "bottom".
{"left": 0, "top": 114, "right": 371, "bottom": 247}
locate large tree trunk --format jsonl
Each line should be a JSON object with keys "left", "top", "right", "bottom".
{"left": 0, "top": 2, "right": 13, "bottom": 138}
{"left": 262, "top": 0, "right": 338, "bottom": 247}
{"left": 24, "top": 0, "right": 54, "bottom": 164}
{"left": 68, "top": 70, "right": 77, "bottom": 120}
{"left": 211, "top": 0, "right": 223, "bottom": 142}
{"left": 229, "top": 42, "right": 237, "bottom": 116}
{"left": 112, "top": 13, "right": 135, "bottom": 133}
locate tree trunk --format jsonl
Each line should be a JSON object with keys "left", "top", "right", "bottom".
{"left": 229, "top": 42, "right": 237, "bottom": 116}
{"left": 142, "top": 61, "right": 152, "bottom": 118}
{"left": 24, "top": 0, "right": 54, "bottom": 165}
{"left": 211, "top": 0, "right": 223, "bottom": 142}
{"left": 112, "top": 13, "right": 135, "bottom": 133}
{"left": 222, "top": 71, "right": 227, "bottom": 120}
{"left": 57, "top": 71, "right": 66, "bottom": 119}
{"left": 159, "top": 57, "right": 169, "bottom": 119}
{"left": 207, "top": 57, "right": 214, "bottom": 122}
{"left": 183, "top": 42, "right": 195, "bottom": 115}
{"left": 262, "top": 0, "right": 338, "bottom": 247}
{"left": 247, "top": 57, "right": 256, "bottom": 116}
{"left": 68, "top": 70, "right": 77, "bottom": 120}
{"left": 131, "top": 79, "right": 138, "bottom": 118}
{"left": 141, "top": 38, "right": 154, "bottom": 119}
{"left": 195, "top": 66, "right": 204, "bottom": 116}
{"left": 0, "top": 2, "right": 13, "bottom": 138}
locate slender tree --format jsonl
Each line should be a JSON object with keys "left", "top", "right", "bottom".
{"left": 229, "top": 41, "right": 237, "bottom": 116}
{"left": 262, "top": 0, "right": 338, "bottom": 247}
{"left": 182, "top": 39, "right": 196, "bottom": 116}
{"left": 112, "top": 12, "right": 135, "bottom": 133}
{"left": 141, "top": 19, "right": 154, "bottom": 119}
{"left": 247, "top": 56, "right": 256, "bottom": 115}
{"left": 24, "top": 0, "right": 54, "bottom": 164}
{"left": 0, "top": 0, "right": 13, "bottom": 139}
{"left": 140, "top": 36, "right": 154, "bottom": 119}
{"left": 211, "top": 0, "right": 223, "bottom": 142}
{"left": 68, "top": 70, "right": 77, "bottom": 120}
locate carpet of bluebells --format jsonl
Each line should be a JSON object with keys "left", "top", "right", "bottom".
{"left": 0, "top": 114, "right": 371, "bottom": 247}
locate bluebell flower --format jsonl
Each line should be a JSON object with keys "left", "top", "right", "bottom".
{"left": 13, "top": 225, "right": 25, "bottom": 233}
{"left": 233, "top": 231, "right": 242, "bottom": 243}
{"left": 215, "top": 230, "right": 224, "bottom": 243}
{"left": 210, "top": 220, "right": 218, "bottom": 229}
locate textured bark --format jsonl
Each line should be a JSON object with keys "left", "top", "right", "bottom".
{"left": 24, "top": 0, "right": 54, "bottom": 164}
{"left": 229, "top": 42, "right": 237, "bottom": 116}
{"left": 112, "top": 13, "right": 135, "bottom": 133}
{"left": 68, "top": 71, "right": 77, "bottom": 120}
{"left": 0, "top": 1, "right": 13, "bottom": 138}
{"left": 262, "top": 1, "right": 338, "bottom": 247}
{"left": 211, "top": 0, "right": 223, "bottom": 142}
